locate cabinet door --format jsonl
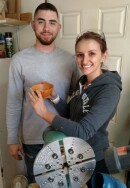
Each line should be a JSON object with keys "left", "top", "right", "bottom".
{"left": 0, "top": 59, "right": 26, "bottom": 188}
{"left": 0, "top": 152, "right": 4, "bottom": 188}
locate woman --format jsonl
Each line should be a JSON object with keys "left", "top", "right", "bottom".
{"left": 28, "top": 31, "right": 122, "bottom": 187}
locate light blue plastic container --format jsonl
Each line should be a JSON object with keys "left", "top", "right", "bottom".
{"left": 91, "top": 173, "right": 126, "bottom": 188}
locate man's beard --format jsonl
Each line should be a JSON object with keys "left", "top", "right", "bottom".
{"left": 36, "top": 33, "right": 57, "bottom": 46}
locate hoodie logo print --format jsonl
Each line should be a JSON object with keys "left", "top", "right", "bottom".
{"left": 82, "top": 93, "right": 90, "bottom": 113}
{"left": 70, "top": 89, "right": 80, "bottom": 100}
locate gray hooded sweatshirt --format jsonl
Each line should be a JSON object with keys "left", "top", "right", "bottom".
{"left": 51, "top": 71, "right": 122, "bottom": 161}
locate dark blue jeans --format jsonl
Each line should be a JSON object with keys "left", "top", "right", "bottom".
{"left": 23, "top": 144, "right": 43, "bottom": 184}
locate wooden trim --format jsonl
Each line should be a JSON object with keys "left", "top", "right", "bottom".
{"left": 0, "top": 18, "right": 30, "bottom": 26}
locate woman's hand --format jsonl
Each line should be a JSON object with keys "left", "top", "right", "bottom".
{"left": 28, "top": 89, "right": 48, "bottom": 118}
{"left": 28, "top": 89, "right": 56, "bottom": 124}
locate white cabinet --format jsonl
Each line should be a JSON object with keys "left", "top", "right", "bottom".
{"left": 0, "top": 150, "right": 4, "bottom": 188}
{"left": 0, "top": 58, "right": 26, "bottom": 188}
{"left": 0, "top": 58, "right": 10, "bottom": 188}
{"left": 0, "top": 20, "right": 30, "bottom": 188}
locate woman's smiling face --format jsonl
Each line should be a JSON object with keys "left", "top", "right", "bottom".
{"left": 75, "top": 39, "right": 107, "bottom": 79}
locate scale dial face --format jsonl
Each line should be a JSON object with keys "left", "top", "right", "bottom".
{"left": 33, "top": 137, "right": 96, "bottom": 188}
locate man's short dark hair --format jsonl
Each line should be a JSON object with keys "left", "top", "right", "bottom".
{"left": 34, "top": 3, "right": 59, "bottom": 18}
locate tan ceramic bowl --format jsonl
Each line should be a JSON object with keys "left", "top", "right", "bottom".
{"left": 32, "top": 82, "right": 53, "bottom": 99}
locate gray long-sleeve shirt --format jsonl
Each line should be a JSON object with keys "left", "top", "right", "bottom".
{"left": 6, "top": 46, "right": 80, "bottom": 144}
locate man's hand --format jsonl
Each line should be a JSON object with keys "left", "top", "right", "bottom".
{"left": 49, "top": 89, "right": 58, "bottom": 100}
{"left": 8, "top": 144, "right": 25, "bottom": 160}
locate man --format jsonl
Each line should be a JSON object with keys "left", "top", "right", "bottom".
{"left": 6, "top": 2, "right": 79, "bottom": 184}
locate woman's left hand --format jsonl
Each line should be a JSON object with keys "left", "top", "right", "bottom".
{"left": 28, "top": 89, "right": 47, "bottom": 119}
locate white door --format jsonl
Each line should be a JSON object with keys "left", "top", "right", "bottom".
{"left": 49, "top": 0, "right": 130, "bottom": 182}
